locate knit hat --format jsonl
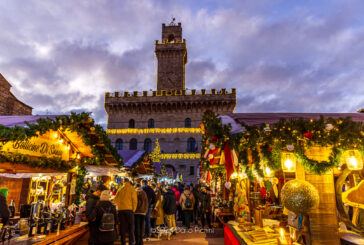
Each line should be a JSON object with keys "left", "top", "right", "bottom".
{"left": 0, "top": 188, "right": 8, "bottom": 198}
{"left": 100, "top": 190, "right": 111, "bottom": 201}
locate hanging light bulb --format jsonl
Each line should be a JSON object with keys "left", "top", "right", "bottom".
{"left": 76, "top": 153, "right": 81, "bottom": 160}
{"left": 54, "top": 132, "right": 58, "bottom": 139}
{"left": 281, "top": 152, "right": 296, "bottom": 172}
{"left": 264, "top": 166, "right": 274, "bottom": 177}
{"left": 345, "top": 150, "right": 363, "bottom": 170}
{"left": 58, "top": 138, "right": 64, "bottom": 144}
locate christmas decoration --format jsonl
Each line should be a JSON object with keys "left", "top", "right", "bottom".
{"left": 325, "top": 123, "right": 334, "bottom": 131}
{"left": 281, "top": 180, "right": 319, "bottom": 214}
{"left": 73, "top": 165, "right": 87, "bottom": 205}
{"left": 286, "top": 144, "right": 294, "bottom": 151}
{"left": 304, "top": 132, "right": 314, "bottom": 140}
{"left": 225, "top": 182, "right": 231, "bottom": 189}
{"left": 0, "top": 112, "right": 123, "bottom": 170}
{"left": 201, "top": 111, "right": 364, "bottom": 177}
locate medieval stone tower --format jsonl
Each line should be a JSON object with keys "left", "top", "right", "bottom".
{"left": 105, "top": 22, "right": 236, "bottom": 183}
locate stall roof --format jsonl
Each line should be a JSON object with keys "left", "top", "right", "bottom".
{"left": 0, "top": 113, "right": 122, "bottom": 172}
{"left": 227, "top": 113, "right": 364, "bottom": 126}
{"left": 118, "top": 150, "right": 145, "bottom": 167}
{"left": 0, "top": 115, "right": 58, "bottom": 127}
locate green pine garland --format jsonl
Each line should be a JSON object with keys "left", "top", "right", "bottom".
{"left": 201, "top": 111, "right": 364, "bottom": 176}
{"left": 73, "top": 164, "right": 87, "bottom": 205}
{"left": 0, "top": 112, "right": 123, "bottom": 171}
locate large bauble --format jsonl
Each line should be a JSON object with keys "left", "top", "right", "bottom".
{"left": 281, "top": 179, "right": 319, "bottom": 214}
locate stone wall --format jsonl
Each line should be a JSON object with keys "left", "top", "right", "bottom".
{"left": 0, "top": 74, "right": 32, "bottom": 115}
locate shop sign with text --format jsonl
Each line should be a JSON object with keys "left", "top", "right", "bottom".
{"left": 0, "top": 137, "right": 69, "bottom": 161}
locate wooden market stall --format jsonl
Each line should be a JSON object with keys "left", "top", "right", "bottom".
{"left": 0, "top": 113, "right": 122, "bottom": 244}
{"left": 200, "top": 111, "right": 364, "bottom": 245}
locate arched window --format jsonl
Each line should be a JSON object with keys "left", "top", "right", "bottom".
{"left": 115, "top": 139, "right": 123, "bottom": 150}
{"left": 128, "top": 119, "right": 135, "bottom": 128}
{"left": 187, "top": 137, "right": 196, "bottom": 153}
{"left": 185, "top": 118, "right": 191, "bottom": 128}
{"left": 144, "top": 138, "right": 152, "bottom": 153}
{"left": 129, "top": 138, "right": 137, "bottom": 150}
{"left": 148, "top": 119, "right": 154, "bottom": 128}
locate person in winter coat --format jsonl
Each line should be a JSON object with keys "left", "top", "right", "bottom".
{"left": 0, "top": 188, "right": 10, "bottom": 226}
{"left": 88, "top": 190, "right": 118, "bottom": 245}
{"left": 162, "top": 187, "right": 177, "bottom": 234}
{"left": 171, "top": 185, "right": 181, "bottom": 222}
{"left": 151, "top": 183, "right": 164, "bottom": 229}
{"left": 114, "top": 178, "right": 138, "bottom": 245}
{"left": 199, "top": 187, "right": 212, "bottom": 228}
{"left": 179, "top": 186, "right": 195, "bottom": 229}
{"left": 192, "top": 184, "right": 201, "bottom": 224}
{"left": 134, "top": 184, "right": 149, "bottom": 245}
{"left": 141, "top": 179, "right": 156, "bottom": 239}
{"left": 86, "top": 184, "right": 108, "bottom": 245}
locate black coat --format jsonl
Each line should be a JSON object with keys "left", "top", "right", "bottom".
{"left": 199, "top": 192, "right": 211, "bottom": 212}
{"left": 0, "top": 193, "right": 9, "bottom": 225}
{"left": 88, "top": 200, "right": 118, "bottom": 244}
{"left": 142, "top": 185, "right": 156, "bottom": 207}
{"left": 162, "top": 190, "right": 177, "bottom": 215}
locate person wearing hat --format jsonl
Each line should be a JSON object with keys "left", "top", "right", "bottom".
{"left": 85, "top": 184, "right": 108, "bottom": 245}
{"left": 0, "top": 188, "right": 10, "bottom": 225}
{"left": 88, "top": 190, "right": 118, "bottom": 245}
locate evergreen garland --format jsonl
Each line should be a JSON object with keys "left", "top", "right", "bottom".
{"left": 0, "top": 112, "right": 123, "bottom": 171}
{"left": 73, "top": 164, "right": 87, "bottom": 205}
{"left": 201, "top": 111, "right": 364, "bottom": 176}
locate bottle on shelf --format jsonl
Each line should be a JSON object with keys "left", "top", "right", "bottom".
{"left": 9, "top": 200, "right": 15, "bottom": 218}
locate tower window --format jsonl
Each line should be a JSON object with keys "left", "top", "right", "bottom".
{"left": 187, "top": 137, "right": 196, "bottom": 153}
{"left": 115, "top": 139, "right": 123, "bottom": 150}
{"left": 129, "top": 138, "right": 137, "bottom": 150}
{"left": 185, "top": 118, "right": 191, "bottom": 128}
{"left": 128, "top": 119, "right": 135, "bottom": 128}
{"left": 148, "top": 119, "right": 154, "bottom": 128}
{"left": 144, "top": 138, "right": 152, "bottom": 153}
{"left": 168, "top": 34, "right": 175, "bottom": 43}
{"left": 190, "top": 166, "right": 195, "bottom": 176}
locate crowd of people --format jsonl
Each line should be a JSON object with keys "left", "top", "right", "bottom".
{"left": 85, "top": 178, "right": 212, "bottom": 245}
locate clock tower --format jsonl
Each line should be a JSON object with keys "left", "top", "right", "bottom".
{"left": 155, "top": 22, "right": 187, "bottom": 92}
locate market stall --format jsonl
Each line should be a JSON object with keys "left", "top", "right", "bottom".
{"left": 0, "top": 113, "right": 122, "bottom": 244}
{"left": 200, "top": 111, "right": 364, "bottom": 245}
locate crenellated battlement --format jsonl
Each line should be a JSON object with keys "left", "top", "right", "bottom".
{"left": 105, "top": 88, "right": 236, "bottom": 98}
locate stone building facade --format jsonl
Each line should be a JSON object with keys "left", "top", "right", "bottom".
{"left": 105, "top": 22, "right": 236, "bottom": 183}
{"left": 0, "top": 73, "right": 32, "bottom": 115}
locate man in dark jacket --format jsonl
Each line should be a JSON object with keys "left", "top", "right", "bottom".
{"left": 199, "top": 187, "right": 212, "bottom": 228}
{"left": 163, "top": 187, "right": 177, "bottom": 234}
{"left": 0, "top": 188, "right": 10, "bottom": 226}
{"left": 192, "top": 184, "right": 201, "bottom": 224}
{"left": 85, "top": 184, "right": 108, "bottom": 245}
{"left": 141, "top": 180, "right": 156, "bottom": 240}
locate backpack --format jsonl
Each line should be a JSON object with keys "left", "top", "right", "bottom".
{"left": 99, "top": 206, "right": 115, "bottom": 232}
{"left": 184, "top": 194, "right": 192, "bottom": 209}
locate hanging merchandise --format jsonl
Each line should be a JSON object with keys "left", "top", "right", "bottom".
{"left": 224, "top": 141, "right": 235, "bottom": 181}
{"left": 281, "top": 179, "right": 319, "bottom": 215}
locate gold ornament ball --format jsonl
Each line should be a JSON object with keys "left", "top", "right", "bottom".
{"left": 281, "top": 179, "right": 319, "bottom": 214}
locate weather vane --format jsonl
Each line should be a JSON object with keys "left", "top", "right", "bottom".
{"left": 169, "top": 16, "right": 176, "bottom": 26}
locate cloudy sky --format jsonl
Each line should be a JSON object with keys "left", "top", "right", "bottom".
{"left": 1, "top": 0, "right": 364, "bottom": 125}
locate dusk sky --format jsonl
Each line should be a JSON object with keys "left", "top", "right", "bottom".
{"left": 1, "top": 0, "right": 364, "bottom": 126}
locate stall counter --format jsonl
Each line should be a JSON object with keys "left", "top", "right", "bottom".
{"left": 9, "top": 222, "right": 88, "bottom": 245}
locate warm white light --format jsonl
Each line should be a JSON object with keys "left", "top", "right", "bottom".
{"left": 54, "top": 132, "right": 58, "bottom": 139}
{"left": 58, "top": 138, "right": 64, "bottom": 144}
{"left": 280, "top": 228, "right": 285, "bottom": 239}
{"left": 67, "top": 145, "right": 70, "bottom": 150}
{"left": 231, "top": 172, "right": 238, "bottom": 179}
{"left": 285, "top": 159, "right": 293, "bottom": 171}
{"left": 77, "top": 154, "right": 81, "bottom": 159}
{"left": 348, "top": 156, "right": 358, "bottom": 169}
